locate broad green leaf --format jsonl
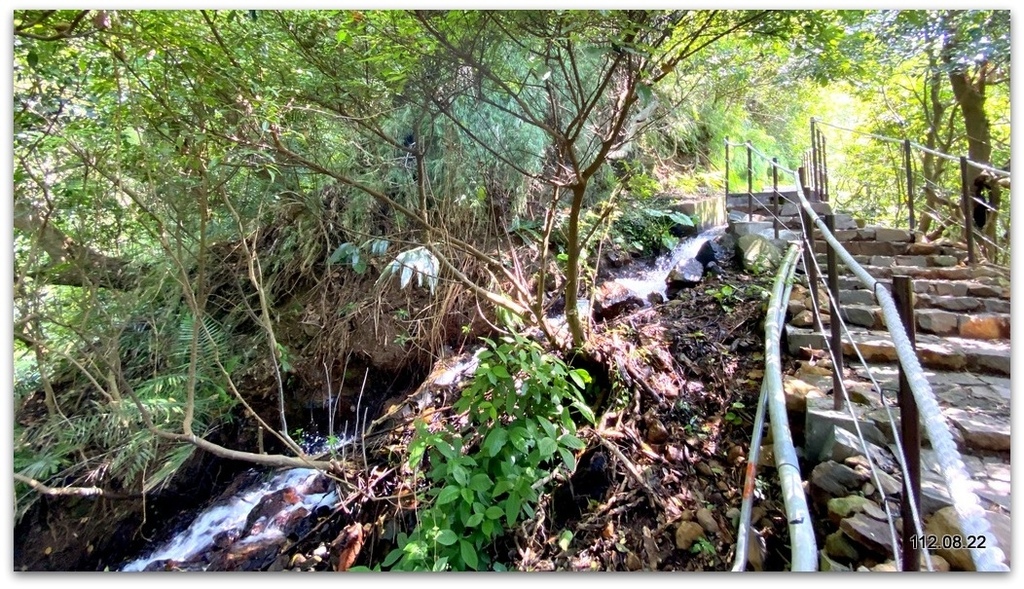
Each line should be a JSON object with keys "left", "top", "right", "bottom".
{"left": 558, "top": 434, "right": 586, "bottom": 450}
{"left": 538, "top": 437, "right": 557, "bottom": 457}
{"left": 460, "top": 539, "right": 479, "bottom": 570}
{"left": 468, "top": 473, "right": 492, "bottom": 492}
{"left": 436, "top": 485, "right": 461, "bottom": 506}
{"left": 435, "top": 529, "right": 459, "bottom": 546}
{"left": 482, "top": 428, "right": 508, "bottom": 457}
{"left": 558, "top": 447, "right": 577, "bottom": 471}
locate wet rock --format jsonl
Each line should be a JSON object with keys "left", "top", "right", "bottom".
{"left": 243, "top": 487, "right": 301, "bottom": 536}
{"left": 925, "top": 507, "right": 1011, "bottom": 571}
{"left": 212, "top": 529, "right": 240, "bottom": 550}
{"left": 694, "top": 240, "right": 717, "bottom": 267}
{"left": 665, "top": 259, "right": 705, "bottom": 295}
{"left": 647, "top": 291, "right": 665, "bottom": 305}
{"left": 824, "top": 530, "right": 861, "bottom": 563}
{"left": 207, "top": 536, "right": 287, "bottom": 571}
{"left": 604, "top": 248, "right": 632, "bottom": 269}
{"left": 593, "top": 281, "right": 644, "bottom": 321}
{"left": 840, "top": 513, "right": 896, "bottom": 555}
{"left": 735, "top": 234, "right": 781, "bottom": 274}
{"left": 674, "top": 521, "right": 705, "bottom": 551}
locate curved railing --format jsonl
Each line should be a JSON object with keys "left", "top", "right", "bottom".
{"left": 725, "top": 137, "right": 1009, "bottom": 572}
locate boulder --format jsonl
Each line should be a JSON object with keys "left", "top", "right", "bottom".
{"left": 819, "top": 550, "right": 852, "bottom": 572}
{"left": 783, "top": 377, "right": 824, "bottom": 413}
{"left": 665, "top": 258, "right": 705, "bottom": 295}
{"left": 695, "top": 507, "right": 720, "bottom": 536}
{"left": 874, "top": 227, "right": 913, "bottom": 243}
{"left": 916, "top": 310, "right": 960, "bottom": 336}
{"left": 790, "top": 310, "right": 815, "bottom": 327}
{"left": 821, "top": 427, "right": 895, "bottom": 471}
{"left": 593, "top": 281, "right": 644, "bottom": 321}
{"left": 958, "top": 314, "right": 1009, "bottom": 340}
{"left": 735, "top": 234, "right": 782, "bottom": 274}
{"left": 944, "top": 408, "right": 1010, "bottom": 452}
{"left": 694, "top": 239, "right": 717, "bottom": 267}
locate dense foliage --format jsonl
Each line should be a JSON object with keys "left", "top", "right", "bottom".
{"left": 11, "top": 9, "right": 1010, "bottom": 569}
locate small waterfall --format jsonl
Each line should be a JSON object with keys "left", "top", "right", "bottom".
{"left": 121, "top": 468, "right": 338, "bottom": 571}
{"left": 611, "top": 225, "right": 725, "bottom": 301}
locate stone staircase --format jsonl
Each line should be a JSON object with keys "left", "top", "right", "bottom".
{"left": 726, "top": 192, "right": 1012, "bottom": 571}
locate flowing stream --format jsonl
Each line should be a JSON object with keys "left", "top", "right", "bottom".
{"left": 610, "top": 225, "right": 725, "bottom": 300}
{"left": 119, "top": 225, "right": 725, "bottom": 571}
{"left": 121, "top": 467, "right": 338, "bottom": 571}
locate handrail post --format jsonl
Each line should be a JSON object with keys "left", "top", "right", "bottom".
{"left": 904, "top": 139, "right": 915, "bottom": 232}
{"left": 959, "top": 156, "right": 977, "bottom": 264}
{"left": 747, "top": 142, "right": 754, "bottom": 222}
{"left": 821, "top": 132, "right": 829, "bottom": 203}
{"left": 892, "top": 275, "right": 921, "bottom": 571}
{"left": 798, "top": 166, "right": 820, "bottom": 328}
{"left": 772, "top": 157, "right": 780, "bottom": 240}
{"left": 825, "top": 214, "right": 844, "bottom": 410}
{"left": 725, "top": 138, "right": 730, "bottom": 198}
{"left": 810, "top": 119, "right": 818, "bottom": 201}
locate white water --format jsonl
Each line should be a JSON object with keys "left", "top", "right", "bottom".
{"left": 121, "top": 468, "right": 338, "bottom": 571}
{"left": 610, "top": 225, "right": 725, "bottom": 301}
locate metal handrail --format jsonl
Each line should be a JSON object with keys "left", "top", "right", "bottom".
{"left": 728, "top": 139, "right": 1008, "bottom": 571}
{"left": 763, "top": 244, "right": 817, "bottom": 572}
{"left": 733, "top": 243, "right": 804, "bottom": 571}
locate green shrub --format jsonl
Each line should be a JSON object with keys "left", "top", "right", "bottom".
{"left": 383, "top": 333, "right": 594, "bottom": 571}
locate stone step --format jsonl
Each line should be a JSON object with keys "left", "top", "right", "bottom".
{"left": 728, "top": 208, "right": 862, "bottom": 233}
{"left": 814, "top": 253, "right": 964, "bottom": 270}
{"left": 837, "top": 289, "right": 1011, "bottom": 313}
{"left": 834, "top": 276, "right": 1011, "bottom": 300}
{"left": 787, "top": 294, "right": 1010, "bottom": 340}
{"left": 830, "top": 305, "right": 1011, "bottom": 340}
{"left": 725, "top": 191, "right": 801, "bottom": 208}
{"left": 786, "top": 325, "right": 1010, "bottom": 376}
{"left": 808, "top": 263, "right": 1008, "bottom": 284}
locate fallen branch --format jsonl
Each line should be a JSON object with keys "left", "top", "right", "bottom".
{"left": 594, "top": 433, "right": 668, "bottom": 513}
{"left": 14, "top": 473, "right": 141, "bottom": 500}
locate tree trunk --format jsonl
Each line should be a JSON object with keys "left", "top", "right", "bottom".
{"left": 562, "top": 184, "right": 588, "bottom": 348}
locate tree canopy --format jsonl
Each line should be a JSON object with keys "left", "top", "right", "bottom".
{"left": 11, "top": 8, "right": 1010, "bottom": 570}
